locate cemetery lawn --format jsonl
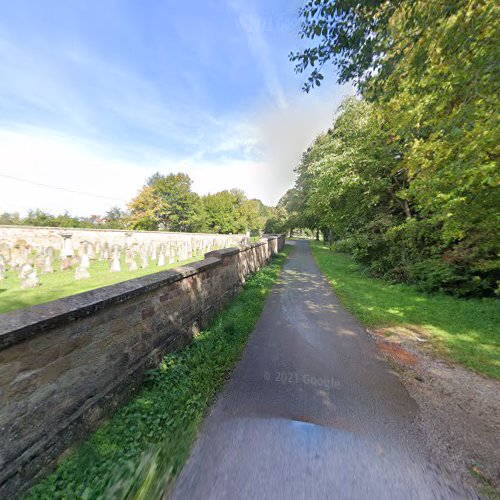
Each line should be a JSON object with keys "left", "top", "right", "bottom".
{"left": 0, "top": 256, "right": 203, "bottom": 315}
{"left": 310, "top": 241, "right": 500, "bottom": 379}
{"left": 24, "top": 246, "right": 291, "bottom": 500}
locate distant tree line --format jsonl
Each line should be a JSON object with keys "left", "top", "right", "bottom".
{"left": 127, "top": 172, "right": 275, "bottom": 234}
{"left": 281, "top": 0, "right": 499, "bottom": 297}
{"left": 1, "top": 172, "right": 285, "bottom": 236}
{"left": 0, "top": 207, "right": 128, "bottom": 230}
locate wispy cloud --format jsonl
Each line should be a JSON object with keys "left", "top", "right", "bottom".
{"left": 227, "top": 0, "right": 287, "bottom": 109}
{"left": 0, "top": 0, "right": 352, "bottom": 215}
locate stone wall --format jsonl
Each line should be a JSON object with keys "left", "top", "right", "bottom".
{"left": 0, "top": 235, "right": 285, "bottom": 497}
{"left": 0, "top": 225, "right": 247, "bottom": 255}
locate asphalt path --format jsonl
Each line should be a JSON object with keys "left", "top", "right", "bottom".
{"left": 171, "top": 240, "right": 473, "bottom": 499}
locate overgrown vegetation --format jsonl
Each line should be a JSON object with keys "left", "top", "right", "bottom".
{"left": 0, "top": 255, "right": 202, "bottom": 315}
{"left": 282, "top": 0, "right": 499, "bottom": 297}
{"left": 311, "top": 242, "right": 500, "bottom": 379}
{"left": 25, "top": 246, "right": 290, "bottom": 499}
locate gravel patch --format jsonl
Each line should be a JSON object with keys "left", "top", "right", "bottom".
{"left": 367, "top": 327, "right": 500, "bottom": 498}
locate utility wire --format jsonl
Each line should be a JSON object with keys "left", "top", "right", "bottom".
{"left": 0, "top": 173, "right": 128, "bottom": 203}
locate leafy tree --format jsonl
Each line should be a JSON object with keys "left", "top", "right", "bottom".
{"left": 288, "top": 0, "right": 499, "bottom": 296}
{"left": 203, "top": 190, "right": 246, "bottom": 234}
{"left": 0, "top": 212, "right": 21, "bottom": 225}
{"left": 128, "top": 173, "right": 204, "bottom": 232}
{"left": 23, "top": 209, "right": 58, "bottom": 227}
{"left": 264, "top": 206, "right": 289, "bottom": 234}
{"left": 239, "top": 199, "right": 267, "bottom": 234}
{"left": 102, "top": 206, "right": 129, "bottom": 229}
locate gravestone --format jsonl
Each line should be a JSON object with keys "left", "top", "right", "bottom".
{"left": 80, "top": 254, "right": 90, "bottom": 269}
{"left": 110, "top": 252, "right": 121, "bottom": 272}
{"left": 140, "top": 247, "right": 149, "bottom": 269}
{"left": 157, "top": 251, "right": 165, "bottom": 267}
{"left": 61, "top": 234, "right": 74, "bottom": 257}
{"left": 101, "top": 243, "right": 110, "bottom": 260}
{"left": 128, "top": 257, "right": 138, "bottom": 271}
{"left": 19, "top": 263, "right": 33, "bottom": 280}
{"left": 0, "top": 243, "right": 10, "bottom": 265}
{"left": 75, "top": 266, "right": 90, "bottom": 280}
{"left": 43, "top": 254, "right": 54, "bottom": 273}
{"left": 168, "top": 243, "right": 175, "bottom": 264}
{"left": 21, "top": 270, "right": 39, "bottom": 289}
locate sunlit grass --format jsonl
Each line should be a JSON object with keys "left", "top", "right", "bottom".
{"left": 311, "top": 242, "right": 500, "bottom": 379}
{"left": 0, "top": 255, "right": 202, "bottom": 314}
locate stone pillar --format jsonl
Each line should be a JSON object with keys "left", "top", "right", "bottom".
{"left": 61, "top": 234, "right": 74, "bottom": 257}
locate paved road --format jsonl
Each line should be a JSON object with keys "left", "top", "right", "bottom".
{"left": 171, "top": 240, "right": 472, "bottom": 499}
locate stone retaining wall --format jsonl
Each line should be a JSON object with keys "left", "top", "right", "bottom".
{"left": 0, "top": 235, "right": 285, "bottom": 497}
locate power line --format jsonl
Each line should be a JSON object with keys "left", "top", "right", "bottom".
{"left": 0, "top": 173, "right": 128, "bottom": 203}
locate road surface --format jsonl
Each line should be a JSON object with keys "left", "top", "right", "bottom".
{"left": 171, "top": 240, "right": 472, "bottom": 499}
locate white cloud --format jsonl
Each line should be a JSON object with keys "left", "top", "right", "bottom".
{"left": 0, "top": 127, "right": 269, "bottom": 216}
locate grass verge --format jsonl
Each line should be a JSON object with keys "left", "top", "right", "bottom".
{"left": 0, "top": 255, "right": 202, "bottom": 315}
{"left": 25, "top": 246, "right": 290, "bottom": 500}
{"left": 310, "top": 241, "right": 499, "bottom": 379}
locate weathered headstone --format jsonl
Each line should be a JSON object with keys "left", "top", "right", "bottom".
{"left": 158, "top": 251, "right": 165, "bottom": 267}
{"left": 19, "top": 263, "right": 33, "bottom": 279}
{"left": 110, "top": 253, "right": 121, "bottom": 272}
{"left": 168, "top": 243, "right": 175, "bottom": 264}
{"left": 61, "top": 234, "right": 74, "bottom": 257}
{"left": 140, "top": 247, "right": 149, "bottom": 269}
{"left": 101, "top": 243, "right": 110, "bottom": 260}
{"left": 21, "top": 270, "right": 39, "bottom": 289}
{"left": 75, "top": 266, "right": 90, "bottom": 280}
{"left": 43, "top": 254, "right": 54, "bottom": 273}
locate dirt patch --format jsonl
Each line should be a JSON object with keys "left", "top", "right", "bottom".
{"left": 367, "top": 326, "right": 500, "bottom": 498}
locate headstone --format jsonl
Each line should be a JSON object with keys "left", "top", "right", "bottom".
{"left": 158, "top": 252, "right": 165, "bottom": 267}
{"left": 61, "top": 234, "right": 74, "bottom": 257}
{"left": 19, "top": 263, "right": 33, "bottom": 279}
{"left": 110, "top": 254, "right": 121, "bottom": 272}
{"left": 151, "top": 244, "right": 157, "bottom": 261}
{"left": 168, "top": 243, "right": 175, "bottom": 264}
{"left": 140, "top": 247, "right": 149, "bottom": 269}
{"left": 21, "top": 270, "right": 39, "bottom": 289}
{"left": 128, "top": 258, "right": 138, "bottom": 271}
{"left": 101, "top": 243, "right": 110, "bottom": 260}
{"left": 0, "top": 243, "right": 10, "bottom": 265}
{"left": 0, "top": 260, "right": 5, "bottom": 280}
{"left": 75, "top": 266, "right": 90, "bottom": 280}
{"left": 80, "top": 254, "right": 90, "bottom": 269}
{"left": 43, "top": 254, "right": 54, "bottom": 273}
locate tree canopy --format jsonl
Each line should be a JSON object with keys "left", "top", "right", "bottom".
{"left": 287, "top": 0, "right": 499, "bottom": 297}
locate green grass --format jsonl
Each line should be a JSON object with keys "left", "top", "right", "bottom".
{"left": 25, "top": 246, "right": 290, "bottom": 500}
{"left": 0, "top": 255, "right": 203, "bottom": 315}
{"left": 310, "top": 241, "right": 500, "bottom": 379}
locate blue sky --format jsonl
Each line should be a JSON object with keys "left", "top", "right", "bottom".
{"left": 0, "top": 0, "right": 351, "bottom": 215}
